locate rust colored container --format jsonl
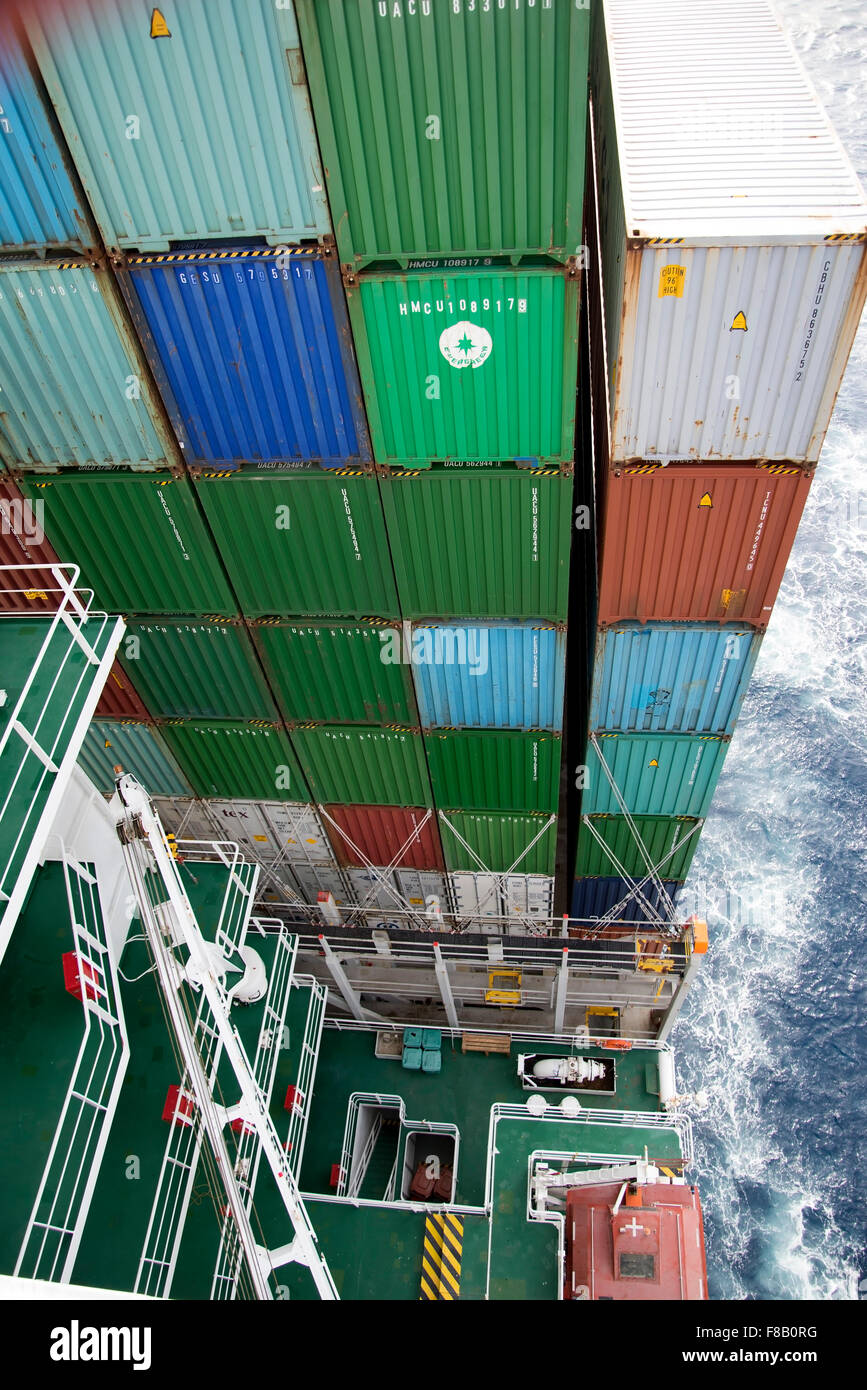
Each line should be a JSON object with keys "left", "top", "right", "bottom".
{"left": 598, "top": 465, "right": 812, "bottom": 628}
{"left": 95, "top": 661, "right": 152, "bottom": 720}
{"left": 323, "top": 805, "right": 444, "bottom": 873}
{"left": 0, "top": 477, "right": 61, "bottom": 612}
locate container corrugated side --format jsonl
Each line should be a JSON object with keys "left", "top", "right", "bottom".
{"left": 95, "top": 660, "right": 151, "bottom": 720}
{"left": 292, "top": 726, "right": 431, "bottom": 807}
{"left": 24, "top": 0, "right": 331, "bottom": 252}
{"left": 412, "top": 622, "right": 565, "bottom": 732}
{"left": 123, "top": 249, "right": 370, "bottom": 470}
{"left": 253, "top": 621, "right": 416, "bottom": 726}
{"left": 381, "top": 470, "right": 572, "bottom": 621}
{"left": 123, "top": 619, "right": 276, "bottom": 721}
{"left": 426, "top": 730, "right": 561, "bottom": 814}
{"left": 590, "top": 625, "right": 762, "bottom": 734}
{"left": 575, "top": 815, "right": 702, "bottom": 881}
{"left": 79, "top": 719, "right": 191, "bottom": 797}
{"left": 323, "top": 805, "right": 444, "bottom": 872}
{"left": 295, "top": 0, "right": 588, "bottom": 267}
{"left": 159, "top": 721, "right": 307, "bottom": 803}
{"left": 571, "top": 877, "right": 682, "bottom": 924}
{"left": 0, "top": 477, "right": 62, "bottom": 612}
{"left": 19, "top": 476, "right": 236, "bottom": 617}
{"left": 596, "top": 0, "right": 867, "bottom": 465}
{"left": 0, "top": 261, "right": 178, "bottom": 472}
{"left": 347, "top": 269, "right": 579, "bottom": 468}
{"left": 597, "top": 467, "right": 812, "bottom": 628}
{"left": 438, "top": 810, "right": 556, "bottom": 877}
{"left": 584, "top": 733, "right": 729, "bottom": 819}
{"left": 0, "top": 17, "right": 93, "bottom": 253}
{"left": 196, "top": 474, "right": 400, "bottom": 619}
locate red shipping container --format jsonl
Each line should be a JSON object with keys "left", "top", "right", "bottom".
{"left": 95, "top": 661, "right": 152, "bottom": 720}
{"left": 324, "top": 804, "right": 445, "bottom": 871}
{"left": 597, "top": 465, "right": 811, "bottom": 628}
{"left": 0, "top": 478, "right": 63, "bottom": 612}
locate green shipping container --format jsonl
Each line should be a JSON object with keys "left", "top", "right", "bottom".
{"left": 438, "top": 811, "right": 556, "bottom": 877}
{"left": 159, "top": 722, "right": 306, "bottom": 802}
{"left": 195, "top": 474, "right": 400, "bottom": 618}
{"left": 253, "top": 621, "right": 416, "bottom": 726}
{"left": 19, "top": 476, "right": 235, "bottom": 617}
{"left": 123, "top": 620, "right": 276, "bottom": 721}
{"left": 291, "top": 726, "right": 430, "bottom": 806}
{"left": 426, "top": 730, "right": 561, "bottom": 814}
{"left": 584, "top": 734, "right": 731, "bottom": 819}
{"left": 295, "top": 0, "right": 589, "bottom": 267}
{"left": 346, "top": 269, "right": 579, "bottom": 467}
{"left": 381, "top": 469, "right": 572, "bottom": 619}
{"left": 575, "top": 815, "right": 702, "bottom": 881}
{"left": 79, "top": 720, "right": 191, "bottom": 798}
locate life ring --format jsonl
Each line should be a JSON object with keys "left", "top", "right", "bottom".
{"left": 600, "top": 1039, "right": 633, "bottom": 1051}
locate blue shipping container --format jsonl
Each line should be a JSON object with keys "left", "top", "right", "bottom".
{"left": 0, "top": 20, "right": 92, "bottom": 253}
{"left": 571, "top": 877, "right": 683, "bottom": 924}
{"left": 583, "top": 733, "right": 730, "bottom": 819}
{"left": 123, "top": 248, "right": 371, "bottom": 470}
{"left": 412, "top": 623, "right": 566, "bottom": 732}
{"left": 590, "top": 624, "right": 762, "bottom": 735}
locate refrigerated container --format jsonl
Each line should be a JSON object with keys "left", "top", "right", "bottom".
{"left": 121, "top": 619, "right": 276, "bottom": 721}
{"left": 592, "top": 0, "right": 867, "bottom": 466}
{"left": 412, "top": 621, "right": 566, "bottom": 732}
{"left": 590, "top": 625, "right": 762, "bottom": 734}
{"left": 583, "top": 733, "right": 729, "bottom": 819}
{"left": 121, "top": 248, "right": 370, "bottom": 470}
{"left": 323, "top": 804, "right": 444, "bottom": 872}
{"left": 502, "top": 875, "right": 555, "bottom": 925}
{"left": 253, "top": 621, "right": 415, "bottom": 726}
{"left": 23, "top": 0, "right": 331, "bottom": 252}
{"left": 291, "top": 725, "right": 430, "bottom": 807}
{"left": 79, "top": 719, "right": 191, "bottom": 797}
{"left": 149, "top": 798, "right": 220, "bottom": 843}
{"left": 159, "top": 721, "right": 306, "bottom": 802}
{"left": 425, "top": 730, "right": 561, "bottom": 815}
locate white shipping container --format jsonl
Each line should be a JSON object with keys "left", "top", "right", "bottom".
{"left": 345, "top": 868, "right": 402, "bottom": 913}
{"left": 394, "top": 870, "right": 451, "bottom": 917}
{"left": 448, "top": 873, "right": 503, "bottom": 934}
{"left": 502, "top": 875, "right": 555, "bottom": 922}
{"left": 264, "top": 803, "right": 336, "bottom": 867}
{"left": 292, "top": 864, "right": 351, "bottom": 908}
{"left": 208, "top": 800, "right": 281, "bottom": 860}
{"left": 151, "top": 798, "right": 219, "bottom": 843}
{"left": 593, "top": 0, "right": 867, "bottom": 466}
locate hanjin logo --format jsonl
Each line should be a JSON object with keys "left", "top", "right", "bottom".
{"left": 438, "top": 321, "right": 492, "bottom": 370}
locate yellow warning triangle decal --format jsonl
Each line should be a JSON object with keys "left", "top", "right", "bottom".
{"left": 649, "top": 759, "right": 659, "bottom": 767}
{"left": 151, "top": 8, "right": 171, "bottom": 39}
{"left": 698, "top": 493, "right": 713, "bottom": 508}
{"left": 730, "top": 310, "right": 747, "bottom": 331}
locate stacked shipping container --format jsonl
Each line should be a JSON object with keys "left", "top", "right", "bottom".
{"left": 572, "top": 0, "right": 867, "bottom": 923}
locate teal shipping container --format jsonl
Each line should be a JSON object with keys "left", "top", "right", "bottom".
{"left": 0, "top": 260, "right": 178, "bottom": 472}
{"left": 23, "top": 0, "right": 331, "bottom": 252}
{"left": 79, "top": 719, "right": 192, "bottom": 798}
{"left": 583, "top": 734, "right": 730, "bottom": 819}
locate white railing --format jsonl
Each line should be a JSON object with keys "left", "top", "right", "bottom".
{"left": 283, "top": 975, "right": 327, "bottom": 1182}
{"left": 14, "top": 845, "right": 129, "bottom": 1284}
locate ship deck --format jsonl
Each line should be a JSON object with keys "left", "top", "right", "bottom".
{"left": 0, "top": 860, "right": 690, "bottom": 1301}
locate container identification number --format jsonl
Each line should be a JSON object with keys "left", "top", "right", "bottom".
{"left": 399, "top": 297, "right": 527, "bottom": 316}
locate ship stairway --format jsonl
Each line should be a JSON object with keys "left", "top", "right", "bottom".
{"left": 115, "top": 776, "right": 337, "bottom": 1301}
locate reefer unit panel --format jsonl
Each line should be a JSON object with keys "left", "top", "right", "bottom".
{"left": 347, "top": 269, "right": 579, "bottom": 467}
{"left": 264, "top": 802, "right": 336, "bottom": 867}
{"left": 124, "top": 249, "right": 370, "bottom": 470}
{"left": 412, "top": 622, "right": 565, "bottom": 732}
{"left": 123, "top": 620, "right": 276, "bottom": 720}
{"left": 381, "top": 470, "right": 572, "bottom": 620}
{"left": 203, "top": 800, "right": 286, "bottom": 862}
{"left": 597, "top": 467, "right": 811, "bottom": 628}
{"left": 0, "top": 19, "right": 93, "bottom": 252}
{"left": 324, "top": 805, "right": 444, "bottom": 872}
{"left": 291, "top": 864, "right": 351, "bottom": 908}
{"left": 438, "top": 810, "right": 556, "bottom": 877}
{"left": 159, "top": 721, "right": 306, "bottom": 803}
{"left": 345, "top": 868, "right": 401, "bottom": 913}
{"left": 449, "top": 872, "right": 502, "bottom": 926}
{"left": 0, "top": 261, "right": 176, "bottom": 472}
{"left": 95, "top": 661, "right": 151, "bottom": 721}
{"left": 590, "top": 625, "right": 762, "bottom": 735}
{"left": 575, "top": 815, "right": 702, "bottom": 882}
{"left": 254, "top": 622, "right": 415, "bottom": 726}
{"left": 294, "top": 0, "right": 589, "bottom": 267}
{"left": 196, "top": 474, "right": 400, "bottom": 619}
{"left": 594, "top": 0, "right": 867, "bottom": 465}
{"left": 502, "top": 875, "right": 555, "bottom": 925}
{"left": 79, "top": 719, "right": 191, "bottom": 798}
{"left": 292, "top": 726, "right": 430, "bottom": 807}
{"left": 426, "top": 730, "right": 561, "bottom": 815}
{"left": 570, "top": 877, "right": 682, "bottom": 925}
{"left": 150, "top": 797, "right": 220, "bottom": 842}
{"left": 20, "top": 476, "right": 236, "bottom": 616}
{"left": 0, "top": 477, "right": 62, "bottom": 613}
{"left": 584, "top": 734, "right": 729, "bottom": 819}
{"left": 24, "top": 0, "right": 331, "bottom": 252}
{"left": 394, "top": 869, "right": 450, "bottom": 914}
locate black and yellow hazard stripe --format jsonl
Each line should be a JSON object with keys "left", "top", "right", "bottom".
{"left": 824, "top": 232, "right": 865, "bottom": 243}
{"left": 127, "top": 246, "right": 319, "bottom": 265}
{"left": 420, "top": 1214, "right": 463, "bottom": 1300}
{"left": 331, "top": 467, "right": 369, "bottom": 476}
{"left": 528, "top": 466, "right": 560, "bottom": 475}
{"left": 647, "top": 237, "right": 685, "bottom": 246}
{"left": 758, "top": 463, "right": 803, "bottom": 476}
{"left": 625, "top": 463, "right": 661, "bottom": 474}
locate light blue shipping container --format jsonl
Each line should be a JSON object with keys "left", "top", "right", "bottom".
{"left": 24, "top": 0, "right": 331, "bottom": 252}
{"left": 122, "top": 248, "right": 370, "bottom": 469}
{"left": 79, "top": 719, "right": 192, "bottom": 798}
{"left": 590, "top": 625, "right": 762, "bottom": 735}
{"left": 583, "top": 733, "right": 730, "bottom": 819}
{"left": 571, "top": 877, "right": 683, "bottom": 924}
{"left": 0, "top": 18, "right": 93, "bottom": 252}
{"left": 412, "top": 623, "right": 566, "bottom": 732}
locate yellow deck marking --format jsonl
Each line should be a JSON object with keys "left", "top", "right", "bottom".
{"left": 420, "top": 1214, "right": 463, "bottom": 1300}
